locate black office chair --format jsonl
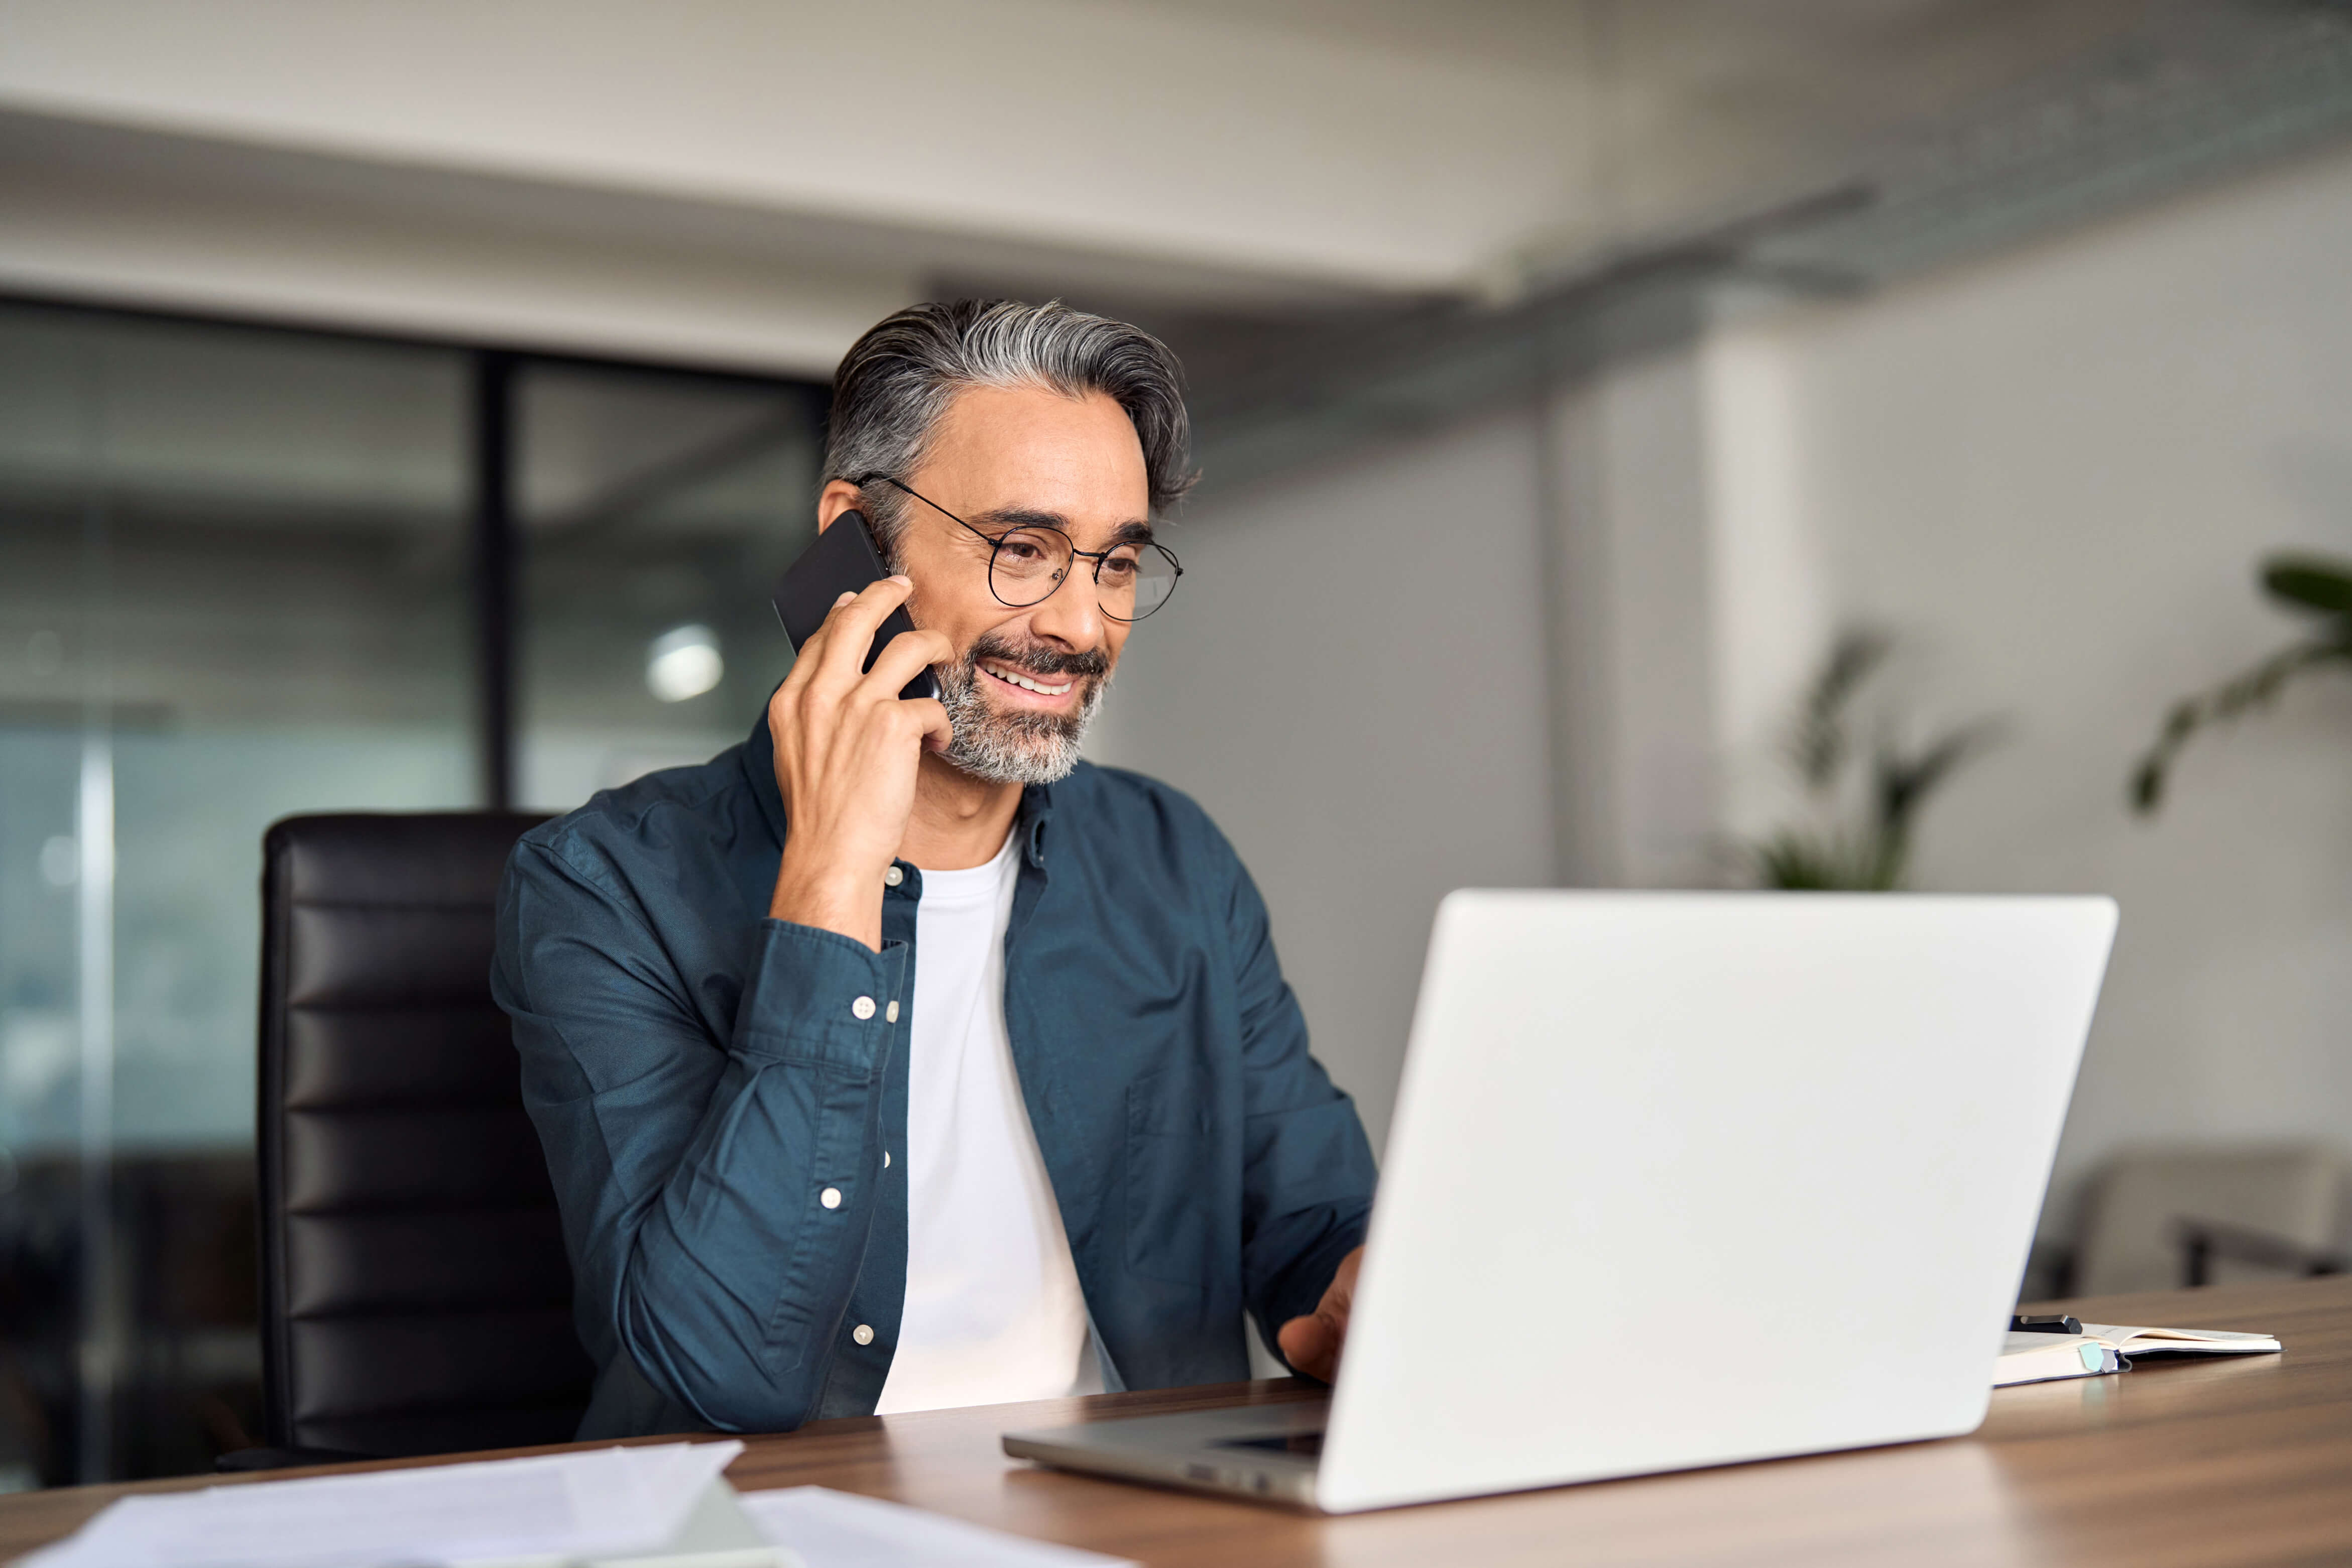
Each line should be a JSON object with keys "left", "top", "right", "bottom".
{"left": 236, "top": 812, "right": 594, "bottom": 1468}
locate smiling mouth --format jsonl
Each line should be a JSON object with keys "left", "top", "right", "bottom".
{"left": 981, "top": 660, "right": 1076, "bottom": 697}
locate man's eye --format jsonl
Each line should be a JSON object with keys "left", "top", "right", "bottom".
{"left": 1098, "top": 555, "right": 1140, "bottom": 582}
{"left": 995, "top": 535, "right": 1050, "bottom": 564}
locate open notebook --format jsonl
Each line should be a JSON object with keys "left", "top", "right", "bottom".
{"left": 1995, "top": 1322, "right": 2281, "bottom": 1387}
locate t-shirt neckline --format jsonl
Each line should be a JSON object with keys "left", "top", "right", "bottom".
{"left": 913, "top": 828, "right": 1020, "bottom": 904}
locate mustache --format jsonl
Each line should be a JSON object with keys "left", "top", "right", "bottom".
{"left": 964, "top": 631, "right": 1110, "bottom": 681}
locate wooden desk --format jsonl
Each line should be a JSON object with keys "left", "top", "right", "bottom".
{"left": 4, "top": 1276, "right": 2347, "bottom": 1566}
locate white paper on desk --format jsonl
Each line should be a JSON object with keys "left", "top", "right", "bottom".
{"left": 20, "top": 1439, "right": 742, "bottom": 1568}
{"left": 740, "top": 1487, "right": 1132, "bottom": 1568}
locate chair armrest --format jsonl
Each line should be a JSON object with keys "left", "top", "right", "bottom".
{"left": 2174, "top": 1215, "right": 2350, "bottom": 1287}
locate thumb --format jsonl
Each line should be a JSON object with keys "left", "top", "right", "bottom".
{"left": 1277, "top": 1312, "right": 1334, "bottom": 1381}
{"left": 1279, "top": 1301, "right": 1350, "bottom": 1383}
{"left": 905, "top": 696, "right": 953, "bottom": 755}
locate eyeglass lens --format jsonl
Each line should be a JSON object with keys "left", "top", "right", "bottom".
{"left": 989, "top": 528, "right": 1180, "bottom": 621}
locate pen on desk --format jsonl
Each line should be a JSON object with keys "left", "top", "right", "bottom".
{"left": 2011, "top": 1314, "right": 2083, "bottom": 1335}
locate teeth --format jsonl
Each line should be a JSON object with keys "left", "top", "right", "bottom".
{"left": 984, "top": 663, "right": 1072, "bottom": 696}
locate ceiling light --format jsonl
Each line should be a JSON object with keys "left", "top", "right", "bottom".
{"left": 646, "top": 624, "right": 723, "bottom": 702}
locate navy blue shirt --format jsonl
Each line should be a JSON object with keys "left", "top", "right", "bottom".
{"left": 492, "top": 711, "right": 1378, "bottom": 1438}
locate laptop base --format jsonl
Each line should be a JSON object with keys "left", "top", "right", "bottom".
{"left": 1003, "top": 1401, "right": 1330, "bottom": 1509}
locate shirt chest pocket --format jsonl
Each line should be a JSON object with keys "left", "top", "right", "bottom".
{"left": 1124, "top": 1064, "right": 1215, "bottom": 1286}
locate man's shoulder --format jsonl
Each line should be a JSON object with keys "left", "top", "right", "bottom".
{"left": 518, "top": 742, "right": 758, "bottom": 879}
{"left": 1054, "top": 760, "right": 1238, "bottom": 869}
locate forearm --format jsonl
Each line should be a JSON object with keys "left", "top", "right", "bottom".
{"left": 612, "top": 1041, "right": 888, "bottom": 1430}
{"left": 574, "top": 918, "right": 907, "bottom": 1431}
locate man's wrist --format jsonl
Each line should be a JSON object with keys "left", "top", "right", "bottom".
{"left": 769, "top": 848, "right": 886, "bottom": 950}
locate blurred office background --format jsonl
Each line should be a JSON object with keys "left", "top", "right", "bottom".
{"left": 4, "top": 0, "right": 2352, "bottom": 1485}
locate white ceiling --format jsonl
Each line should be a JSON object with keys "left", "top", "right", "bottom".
{"left": 1139, "top": 0, "right": 2161, "bottom": 272}
{"left": 0, "top": 0, "right": 2314, "bottom": 374}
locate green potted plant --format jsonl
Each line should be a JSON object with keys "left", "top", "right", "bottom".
{"left": 2131, "top": 554, "right": 2352, "bottom": 814}
{"left": 1744, "top": 627, "right": 2004, "bottom": 891}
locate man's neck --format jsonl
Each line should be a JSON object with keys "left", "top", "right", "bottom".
{"left": 897, "top": 752, "right": 1024, "bottom": 871}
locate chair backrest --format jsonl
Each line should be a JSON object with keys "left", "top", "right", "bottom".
{"left": 258, "top": 812, "right": 593, "bottom": 1457}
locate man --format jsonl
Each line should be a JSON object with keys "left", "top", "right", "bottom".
{"left": 494, "top": 299, "right": 1376, "bottom": 1439}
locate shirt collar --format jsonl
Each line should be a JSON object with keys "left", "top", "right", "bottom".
{"left": 1019, "top": 781, "right": 1056, "bottom": 869}
{"left": 743, "top": 696, "right": 789, "bottom": 846}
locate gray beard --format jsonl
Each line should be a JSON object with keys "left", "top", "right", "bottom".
{"left": 933, "top": 652, "right": 1108, "bottom": 786}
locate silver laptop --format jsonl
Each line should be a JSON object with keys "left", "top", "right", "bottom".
{"left": 1005, "top": 890, "right": 2117, "bottom": 1513}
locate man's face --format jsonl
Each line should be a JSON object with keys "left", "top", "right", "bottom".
{"left": 822, "top": 384, "right": 1147, "bottom": 784}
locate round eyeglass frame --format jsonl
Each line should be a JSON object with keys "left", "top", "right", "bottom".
{"left": 855, "top": 472, "right": 1182, "bottom": 622}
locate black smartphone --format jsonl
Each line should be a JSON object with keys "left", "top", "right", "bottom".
{"left": 771, "top": 511, "right": 937, "bottom": 700}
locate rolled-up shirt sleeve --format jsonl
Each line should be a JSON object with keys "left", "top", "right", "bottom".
{"left": 493, "top": 834, "right": 902, "bottom": 1433}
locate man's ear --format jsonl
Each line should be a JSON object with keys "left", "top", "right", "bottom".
{"left": 815, "top": 478, "right": 864, "bottom": 533}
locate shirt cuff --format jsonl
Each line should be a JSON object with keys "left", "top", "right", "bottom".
{"left": 732, "top": 917, "right": 909, "bottom": 1073}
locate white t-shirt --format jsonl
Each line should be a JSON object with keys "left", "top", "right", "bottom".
{"left": 872, "top": 830, "right": 1103, "bottom": 1413}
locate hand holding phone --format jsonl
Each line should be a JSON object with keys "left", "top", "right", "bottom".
{"left": 773, "top": 510, "right": 937, "bottom": 699}
{"left": 763, "top": 571, "right": 952, "bottom": 951}
{"left": 763, "top": 514, "right": 954, "bottom": 950}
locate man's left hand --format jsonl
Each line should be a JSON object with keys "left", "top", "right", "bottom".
{"left": 1276, "top": 1246, "right": 1363, "bottom": 1384}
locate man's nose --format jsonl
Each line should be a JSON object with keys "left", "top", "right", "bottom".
{"left": 1027, "top": 561, "right": 1109, "bottom": 650}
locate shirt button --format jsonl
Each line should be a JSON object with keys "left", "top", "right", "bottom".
{"left": 883, "top": 1151, "right": 891, "bottom": 1169}
{"left": 885, "top": 1000, "right": 899, "bottom": 1024}
{"left": 852, "top": 1323, "right": 875, "bottom": 1346}
{"left": 851, "top": 995, "right": 876, "bottom": 1020}
{"left": 819, "top": 1187, "right": 842, "bottom": 1209}
{"left": 884, "top": 865, "right": 904, "bottom": 887}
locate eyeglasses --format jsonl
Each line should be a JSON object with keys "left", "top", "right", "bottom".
{"left": 856, "top": 472, "right": 1182, "bottom": 623}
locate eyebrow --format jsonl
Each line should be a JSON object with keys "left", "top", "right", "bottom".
{"left": 969, "top": 507, "right": 1156, "bottom": 548}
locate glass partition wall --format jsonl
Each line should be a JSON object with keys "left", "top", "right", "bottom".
{"left": 516, "top": 364, "right": 819, "bottom": 810}
{"left": 0, "top": 300, "right": 824, "bottom": 1485}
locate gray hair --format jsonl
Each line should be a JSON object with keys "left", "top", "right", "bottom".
{"left": 822, "top": 299, "right": 1195, "bottom": 550}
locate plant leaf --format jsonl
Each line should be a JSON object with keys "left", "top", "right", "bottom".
{"left": 1790, "top": 626, "right": 1892, "bottom": 793}
{"left": 1873, "top": 719, "right": 2005, "bottom": 835}
{"left": 2261, "top": 555, "right": 2352, "bottom": 617}
{"left": 1752, "top": 828, "right": 1910, "bottom": 892}
{"left": 2127, "top": 635, "right": 2352, "bottom": 815}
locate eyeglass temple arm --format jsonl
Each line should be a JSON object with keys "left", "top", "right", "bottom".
{"left": 854, "top": 472, "right": 1004, "bottom": 552}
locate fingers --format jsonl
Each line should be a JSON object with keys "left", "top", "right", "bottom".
{"left": 1275, "top": 1246, "right": 1362, "bottom": 1385}
{"left": 861, "top": 625, "right": 955, "bottom": 701}
{"left": 811, "top": 576, "right": 917, "bottom": 684}
{"left": 1277, "top": 1311, "right": 1340, "bottom": 1384}
{"left": 773, "top": 581, "right": 949, "bottom": 776}
{"left": 775, "top": 593, "right": 847, "bottom": 708}
{"left": 902, "top": 696, "right": 954, "bottom": 755}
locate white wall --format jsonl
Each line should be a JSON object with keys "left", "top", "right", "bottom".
{"left": 1547, "top": 344, "right": 1726, "bottom": 887}
{"left": 1706, "top": 144, "right": 2352, "bottom": 1230}
{"left": 1087, "top": 408, "right": 1559, "bottom": 1153}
